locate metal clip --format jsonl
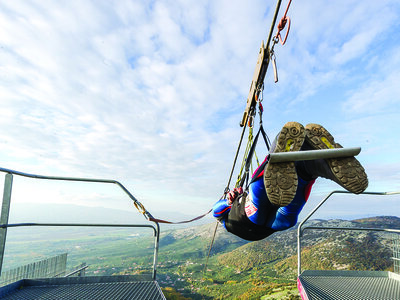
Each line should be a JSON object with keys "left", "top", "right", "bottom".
{"left": 271, "top": 52, "right": 278, "bottom": 83}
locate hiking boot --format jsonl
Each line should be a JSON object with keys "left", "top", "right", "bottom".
{"left": 304, "top": 123, "right": 368, "bottom": 194}
{"left": 264, "top": 122, "right": 305, "bottom": 207}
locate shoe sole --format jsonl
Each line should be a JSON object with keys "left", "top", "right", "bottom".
{"left": 264, "top": 122, "right": 305, "bottom": 207}
{"left": 305, "top": 123, "right": 368, "bottom": 194}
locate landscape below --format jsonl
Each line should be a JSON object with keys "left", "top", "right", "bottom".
{"left": 2, "top": 216, "right": 399, "bottom": 299}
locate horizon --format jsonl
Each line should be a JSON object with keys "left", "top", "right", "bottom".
{"left": 8, "top": 201, "right": 400, "bottom": 227}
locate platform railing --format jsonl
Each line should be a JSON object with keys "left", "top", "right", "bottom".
{"left": 297, "top": 190, "right": 400, "bottom": 276}
{"left": 0, "top": 167, "right": 160, "bottom": 280}
{"left": 393, "top": 236, "right": 400, "bottom": 274}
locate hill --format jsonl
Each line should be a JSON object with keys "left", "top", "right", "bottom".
{"left": 217, "top": 217, "right": 399, "bottom": 277}
{"left": 167, "top": 216, "right": 399, "bottom": 299}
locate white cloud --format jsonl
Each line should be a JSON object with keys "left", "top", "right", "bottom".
{"left": 342, "top": 47, "right": 400, "bottom": 114}
{"left": 0, "top": 0, "right": 399, "bottom": 220}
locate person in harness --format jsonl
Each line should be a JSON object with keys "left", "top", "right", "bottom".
{"left": 213, "top": 122, "right": 368, "bottom": 241}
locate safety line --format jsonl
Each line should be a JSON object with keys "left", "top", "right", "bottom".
{"left": 148, "top": 209, "right": 212, "bottom": 224}
{"left": 203, "top": 0, "right": 286, "bottom": 274}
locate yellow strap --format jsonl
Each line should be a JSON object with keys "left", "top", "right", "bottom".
{"left": 235, "top": 127, "right": 257, "bottom": 187}
{"left": 133, "top": 201, "right": 146, "bottom": 215}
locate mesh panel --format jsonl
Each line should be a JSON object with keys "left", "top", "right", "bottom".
{"left": 0, "top": 279, "right": 166, "bottom": 300}
{"left": 299, "top": 270, "right": 400, "bottom": 300}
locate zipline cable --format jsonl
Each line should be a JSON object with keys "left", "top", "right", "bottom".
{"left": 130, "top": 1, "right": 294, "bottom": 227}
{"left": 203, "top": 0, "right": 290, "bottom": 277}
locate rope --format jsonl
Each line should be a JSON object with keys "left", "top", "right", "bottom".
{"left": 274, "top": 0, "right": 292, "bottom": 45}
{"left": 223, "top": 110, "right": 251, "bottom": 197}
{"left": 131, "top": 191, "right": 212, "bottom": 224}
{"left": 203, "top": 221, "right": 219, "bottom": 277}
{"left": 148, "top": 209, "right": 212, "bottom": 224}
{"left": 204, "top": 0, "right": 286, "bottom": 269}
{"left": 235, "top": 126, "right": 254, "bottom": 188}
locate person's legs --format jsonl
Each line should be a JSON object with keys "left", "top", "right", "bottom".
{"left": 302, "top": 123, "right": 368, "bottom": 194}
{"left": 246, "top": 177, "right": 276, "bottom": 225}
{"left": 248, "top": 122, "right": 368, "bottom": 230}
{"left": 270, "top": 177, "right": 315, "bottom": 230}
{"left": 264, "top": 121, "right": 306, "bottom": 206}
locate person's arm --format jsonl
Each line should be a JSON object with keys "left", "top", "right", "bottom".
{"left": 212, "top": 187, "right": 244, "bottom": 229}
{"left": 212, "top": 198, "right": 231, "bottom": 220}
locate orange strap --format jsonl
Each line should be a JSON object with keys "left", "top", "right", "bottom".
{"left": 275, "top": 0, "right": 292, "bottom": 45}
{"left": 133, "top": 196, "right": 212, "bottom": 224}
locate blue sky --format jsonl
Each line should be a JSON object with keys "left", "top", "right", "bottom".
{"left": 1, "top": 0, "right": 400, "bottom": 221}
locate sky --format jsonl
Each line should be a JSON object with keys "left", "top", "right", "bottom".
{"left": 1, "top": 0, "right": 400, "bottom": 223}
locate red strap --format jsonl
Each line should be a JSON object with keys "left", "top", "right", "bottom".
{"left": 304, "top": 179, "right": 316, "bottom": 201}
{"left": 277, "top": 16, "right": 291, "bottom": 45}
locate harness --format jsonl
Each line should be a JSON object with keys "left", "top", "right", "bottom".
{"left": 224, "top": 193, "right": 275, "bottom": 241}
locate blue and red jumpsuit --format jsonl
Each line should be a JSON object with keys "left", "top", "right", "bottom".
{"left": 213, "top": 158, "right": 315, "bottom": 241}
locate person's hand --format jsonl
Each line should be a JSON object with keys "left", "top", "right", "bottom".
{"left": 227, "top": 186, "right": 243, "bottom": 204}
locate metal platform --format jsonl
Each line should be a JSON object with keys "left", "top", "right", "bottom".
{"left": 0, "top": 275, "right": 166, "bottom": 300}
{"left": 298, "top": 270, "right": 400, "bottom": 300}
{"left": 296, "top": 190, "right": 400, "bottom": 300}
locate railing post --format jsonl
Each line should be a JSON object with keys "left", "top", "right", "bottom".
{"left": 297, "top": 225, "right": 302, "bottom": 276}
{"left": 0, "top": 174, "right": 13, "bottom": 276}
{"left": 394, "top": 235, "right": 400, "bottom": 274}
{"left": 152, "top": 222, "right": 160, "bottom": 280}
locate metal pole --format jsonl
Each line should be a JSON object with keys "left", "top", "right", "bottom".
{"left": 269, "top": 147, "right": 361, "bottom": 163}
{"left": 64, "top": 264, "right": 89, "bottom": 277}
{"left": 265, "top": 0, "right": 282, "bottom": 51}
{"left": 297, "top": 227, "right": 301, "bottom": 277}
{"left": 152, "top": 222, "right": 160, "bottom": 280}
{"left": 0, "top": 174, "right": 13, "bottom": 276}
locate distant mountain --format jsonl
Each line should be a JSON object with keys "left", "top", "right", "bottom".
{"left": 6, "top": 202, "right": 213, "bottom": 243}
{"left": 9, "top": 203, "right": 144, "bottom": 224}
{"left": 9, "top": 202, "right": 210, "bottom": 226}
{"left": 352, "top": 216, "right": 400, "bottom": 228}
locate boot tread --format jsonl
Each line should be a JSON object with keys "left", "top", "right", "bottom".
{"left": 305, "top": 124, "right": 368, "bottom": 194}
{"left": 265, "top": 122, "right": 305, "bottom": 206}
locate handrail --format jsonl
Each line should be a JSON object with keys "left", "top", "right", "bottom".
{"left": 0, "top": 168, "right": 161, "bottom": 280}
{"left": 297, "top": 190, "right": 400, "bottom": 276}
{"left": 1, "top": 223, "right": 157, "bottom": 233}
{"left": 0, "top": 167, "right": 155, "bottom": 221}
{"left": 64, "top": 265, "right": 89, "bottom": 278}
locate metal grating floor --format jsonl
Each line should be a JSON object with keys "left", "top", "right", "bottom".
{"left": 0, "top": 275, "right": 166, "bottom": 300}
{"left": 298, "top": 270, "right": 400, "bottom": 300}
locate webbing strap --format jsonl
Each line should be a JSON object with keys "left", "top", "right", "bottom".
{"left": 239, "top": 124, "right": 270, "bottom": 187}
{"left": 248, "top": 158, "right": 268, "bottom": 187}
{"left": 148, "top": 209, "right": 212, "bottom": 224}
